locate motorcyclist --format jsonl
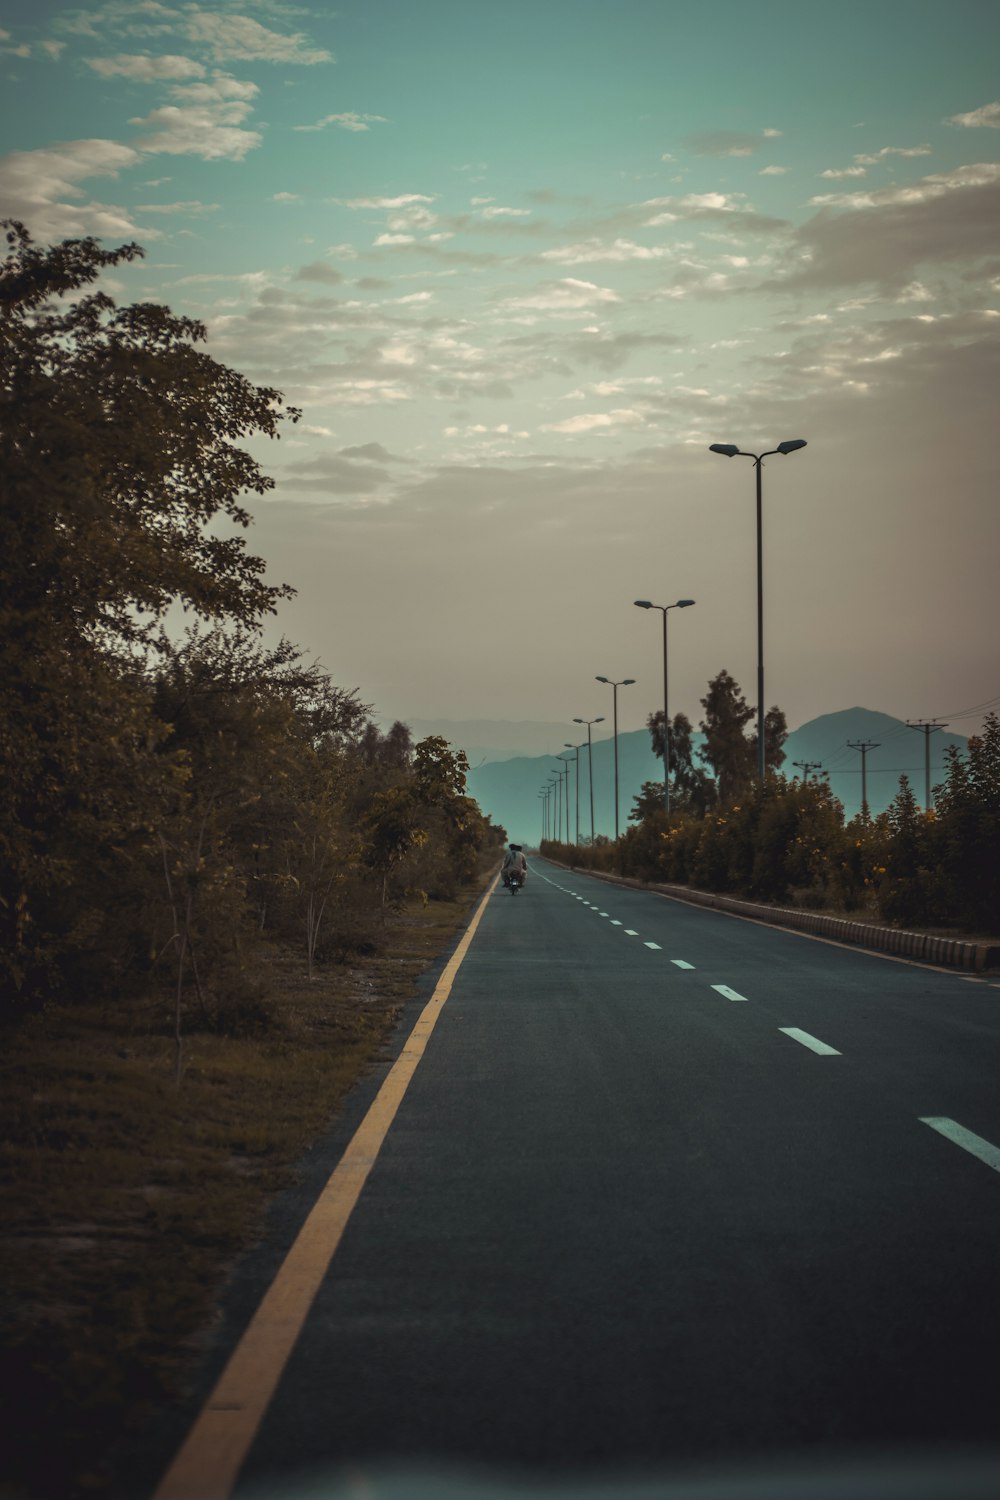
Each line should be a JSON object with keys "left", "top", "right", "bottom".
{"left": 501, "top": 843, "right": 528, "bottom": 888}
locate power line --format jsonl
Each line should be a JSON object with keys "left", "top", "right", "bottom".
{"left": 847, "top": 739, "right": 879, "bottom": 820}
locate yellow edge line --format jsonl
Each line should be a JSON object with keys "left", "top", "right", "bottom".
{"left": 153, "top": 876, "right": 499, "bottom": 1500}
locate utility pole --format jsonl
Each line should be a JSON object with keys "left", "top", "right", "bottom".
{"left": 847, "top": 739, "right": 880, "bottom": 822}
{"left": 906, "top": 720, "right": 947, "bottom": 811}
{"left": 792, "top": 760, "right": 822, "bottom": 782}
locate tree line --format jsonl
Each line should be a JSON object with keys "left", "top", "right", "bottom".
{"left": 1, "top": 223, "right": 504, "bottom": 1035}
{"left": 544, "top": 669, "right": 1000, "bottom": 934}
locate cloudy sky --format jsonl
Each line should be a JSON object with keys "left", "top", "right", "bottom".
{"left": 4, "top": 0, "right": 999, "bottom": 741}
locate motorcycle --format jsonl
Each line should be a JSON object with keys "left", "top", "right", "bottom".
{"left": 507, "top": 870, "right": 523, "bottom": 895}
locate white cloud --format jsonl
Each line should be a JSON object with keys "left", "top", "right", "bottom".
{"left": 387, "top": 205, "right": 438, "bottom": 230}
{"left": 0, "top": 138, "right": 142, "bottom": 238}
{"left": 853, "top": 144, "right": 931, "bottom": 165}
{"left": 820, "top": 166, "right": 867, "bottom": 179}
{"left": 540, "top": 238, "right": 673, "bottom": 265}
{"left": 85, "top": 52, "right": 205, "bottom": 80}
{"left": 809, "top": 161, "right": 1000, "bottom": 209}
{"left": 273, "top": 191, "right": 299, "bottom": 202}
{"left": 374, "top": 233, "right": 415, "bottom": 246}
{"left": 168, "top": 75, "right": 258, "bottom": 104}
{"left": 505, "top": 277, "right": 620, "bottom": 312}
{"left": 543, "top": 408, "right": 645, "bottom": 434}
{"left": 759, "top": 165, "right": 788, "bottom": 176}
{"left": 293, "top": 112, "right": 388, "bottom": 133}
{"left": 641, "top": 190, "right": 743, "bottom": 226}
{"left": 129, "top": 77, "right": 260, "bottom": 159}
{"left": 183, "top": 11, "right": 331, "bottom": 65}
{"left": 896, "top": 281, "right": 933, "bottom": 303}
{"left": 130, "top": 102, "right": 260, "bottom": 159}
{"left": 339, "top": 194, "right": 436, "bottom": 209}
{"left": 948, "top": 102, "right": 1000, "bottom": 129}
{"left": 135, "top": 199, "right": 218, "bottom": 213}
{"left": 480, "top": 206, "right": 531, "bottom": 219}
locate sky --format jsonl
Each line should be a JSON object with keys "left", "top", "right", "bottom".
{"left": 3, "top": 0, "right": 999, "bottom": 744}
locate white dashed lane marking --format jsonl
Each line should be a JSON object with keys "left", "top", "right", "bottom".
{"left": 644, "top": 942, "right": 662, "bottom": 951}
{"left": 625, "top": 930, "right": 638, "bottom": 937}
{"left": 671, "top": 959, "right": 695, "bottom": 970}
{"left": 712, "top": 984, "right": 749, "bottom": 1003}
{"left": 779, "top": 1027, "right": 841, "bottom": 1056}
{"left": 919, "top": 1117, "right": 1000, "bottom": 1174}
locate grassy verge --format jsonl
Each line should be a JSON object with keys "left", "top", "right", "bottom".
{"left": 0, "top": 881, "right": 490, "bottom": 1499}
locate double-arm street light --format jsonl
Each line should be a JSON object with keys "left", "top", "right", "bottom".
{"left": 556, "top": 754, "right": 574, "bottom": 844}
{"left": 548, "top": 774, "right": 562, "bottom": 846}
{"left": 539, "top": 785, "right": 553, "bottom": 842}
{"left": 595, "top": 676, "right": 635, "bottom": 840}
{"left": 551, "top": 764, "right": 570, "bottom": 844}
{"left": 634, "top": 598, "right": 695, "bottom": 816}
{"left": 564, "top": 743, "right": 582, "bottom": 845}
{"left": 572, "top": 715, "right": 605, "bottom": 846}
{"left": 709, "top": 439, "right": 807, "bottom": 783}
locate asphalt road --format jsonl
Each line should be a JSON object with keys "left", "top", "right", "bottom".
{"left": 157, "top": 860, "right": 1000, "bottom": 1499}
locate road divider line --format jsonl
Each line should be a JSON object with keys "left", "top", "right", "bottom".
{"left": 599, "top": 911, "right": 609, "bottom": 917}
{"left": 712, "top": 984, "right": 749, "bottom": 1002}
{"left": 151, "top": 878, "right": 498, "bottom": 1500}
{"left": 625, "top": 929, "right": 638, "bottom": 937}
{"left": 644, "top": 941, "right": 662, "bottom": 951}
{"left": 779, "top": 1027, "right": 841, "bottom": 1056}
{"left": 610, "top": 920, "right": 623, "bottom": 927}
{"left": 671, "top": 959, "right": 695, "bottom": 970}
{"left": 919, "top": 1117, "right": 1000, "bottom": 1174}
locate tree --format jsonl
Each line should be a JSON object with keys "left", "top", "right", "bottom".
{"left": 750, "top": 704, "right": 789, "bottom": 778}
{"left": 361, "top": 788, "right": 427, "bottom": 907}
{"left": 698, "top": 671, "right": 755, "bottom": 804}
{"left": 1, "top": 222, "right": 297, "bottom": 647}
{"left": 1, "top": 222, "right": 299, "bottom": 1001}
{"left": 933, "top": 713, "right": 1000, "bottom": 930}
{"left": 650, "top": 710, "right": 717, "bottom": 815}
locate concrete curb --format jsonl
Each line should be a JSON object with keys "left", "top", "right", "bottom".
{"left": 543, "top": 860, "right": 1000, "bottom": 973}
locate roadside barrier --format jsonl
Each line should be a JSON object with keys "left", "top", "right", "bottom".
{"left": 544, "top": 861, "right": 1000, "bottom": 973}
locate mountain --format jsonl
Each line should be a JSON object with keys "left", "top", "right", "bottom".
{"left": 388, "top": 718, "right": 612, "bottom": 767}
{"left": 783, "top": 708, "right": 968, "bottom": 822}
{"left": 465, "top": 708, "right": 969, "bottom": 843}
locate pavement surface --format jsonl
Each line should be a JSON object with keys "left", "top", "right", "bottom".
{"left": 149, "top": 860, "right": 1000, "bottom": 1499}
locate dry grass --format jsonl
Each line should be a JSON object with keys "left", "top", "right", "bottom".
{"left": 0, "top": 885, "right": 487, "bottom": 1499}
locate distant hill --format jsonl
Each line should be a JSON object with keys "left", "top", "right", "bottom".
{"left": 391, "top": 718, "right": 612, "bottom": 767}
{"left": 465, "top": 708, "right": 969, "bottom": 843}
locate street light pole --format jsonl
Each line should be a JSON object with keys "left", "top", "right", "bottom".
{"left": 564, "top": 743, "right": 582, "bottom": 846}
{"left": 709, "top": 439, "right": 807, "bottom": 783}
{"left": 595, "top": 676, "right": 635, "bottom": 840}
{"left": 550, "top": 774, "right": 561, "bottom": 846}
{"left": 557, "top": 755, "right": 573, "bottom": 843}
{"left": 634, "top": 598, "right": 695, "bottom": 816}
{"left": 573, "top": 716, "right": 605, "bottom": 845}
